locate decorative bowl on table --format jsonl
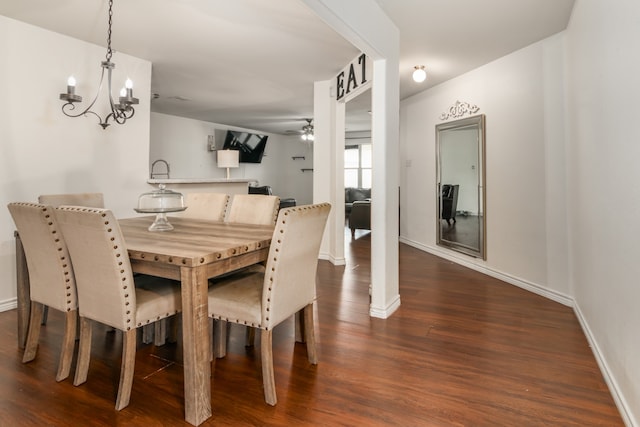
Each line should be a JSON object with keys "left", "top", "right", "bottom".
{"left": 134, "top": 184, "right": 187, "bottom": 231}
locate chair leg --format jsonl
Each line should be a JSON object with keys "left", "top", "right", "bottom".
{"left": 74, "top": 317, "right": 93, "bottom": 386}
{"left": 167, "top": 315, "right": 179, "bottom": 343}
{"left": 213, "top": 319, "right": 228, "bottom": 358}
{"left": 115, "top": 329, "right": 137, "bottom": 411}
{"left": 245, "top": 326, "right": 255, "bottom": 347}
{"left": 41, "top": 305, "right": 49, "bottom": 325}
{"left": 22, "top": 301, "right": 44, "bottom": 363}
{"left": 142, "top": 324, "right": 154, "bottom": 344}
{"left": 303, "top": 303, "right": 318, "bottom": 364}
{"left": 154, "top": 319, "right": 167, "bottom": 346}
{"left": 260, "top": 329, "right": 277, "bottom": 406}
{"left": 295, "top": 310, "right": 305, "bottom": 343}
{"left": 56, "top": 310, "right": 78, "bottom": 382}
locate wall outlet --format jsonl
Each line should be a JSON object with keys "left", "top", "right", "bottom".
{"left": 207, "top": 135, "right": 216, "bottom": 151}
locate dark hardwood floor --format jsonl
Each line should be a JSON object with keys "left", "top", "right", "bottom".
{"left": 440, "top": 214, "right": 481, "bottom": 251}
{"left": 0, "top": 229, "right": 623, "bottom": 426}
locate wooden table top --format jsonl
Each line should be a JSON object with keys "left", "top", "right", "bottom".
{"left": 119, "top": 216, "right": 274, "bottom": 268}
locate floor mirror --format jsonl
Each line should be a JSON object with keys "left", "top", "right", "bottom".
{"left": 436, "top": 114, "right": 486, "bottom": 259}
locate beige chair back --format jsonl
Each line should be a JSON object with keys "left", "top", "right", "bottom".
{"left": 261, "top": 203, "right": 330, "bottom": 329}
{"left": 7, "top": 202, "right": 77, "bottom": 313}
{"left": 179, "top": 192, "right": 229, "bottom": 221}
{"left": 225, "top": 194, "right": 280, "bottom": 225}
{"left": 55, "top": 207, "right": 138, "bottom": 331}
{"left": 38, "top": 192, "right": 105, "bottom": 208}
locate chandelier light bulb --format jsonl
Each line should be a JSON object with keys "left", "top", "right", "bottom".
{"left": 412, "top": 65, "right": 427, "bottom": 83}
{"left": 120, "top": 87, "right": 127, "bottom": 97}
{"left": 125, "top": 78, "right": 133, "bottom": 89}
{"left": 67, "top": 76, "right": 76, "bottom": 87}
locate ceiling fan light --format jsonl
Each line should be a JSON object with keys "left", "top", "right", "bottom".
{"left": 300, "top": 119, "right": 314, "bottom": 142}
{"left": 412, "top": 65, "right": 427, "bottom": 83}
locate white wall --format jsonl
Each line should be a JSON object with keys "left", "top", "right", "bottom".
{"left": 400, "top": 5, "right": 640, "bottom": 422}
{"left": 0, "top": 16, "right": 152, "bottom": 308}
{"left": 150, "top": 112, "right": 314, "bottom": 205}
{"left": 566, "top": 1, "right": 640, "bottom": 424}
{"left": 400, "top": 33, "right": 570, "bottom": 300}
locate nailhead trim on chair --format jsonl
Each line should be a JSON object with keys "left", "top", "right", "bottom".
{"left": 136, "top": 310, "right": 180, "bottom": 327}
{"left": 210, "top": 203, "right": 330, "bottom": 332}
{"left": 259, "top": 203, "right": 331, "bottom": 331}
{"left": 11, "top": 203, "right": 78, "bottom": 312}
{"left": 60, "top": 207, "right": 139, "bottom": 330}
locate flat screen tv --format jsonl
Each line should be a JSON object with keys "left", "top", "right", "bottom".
{"left": 222, "top": 130, "right": 268, "bottom": 163}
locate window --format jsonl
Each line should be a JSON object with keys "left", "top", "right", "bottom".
{"left": 345, "top": 144, "right": 372, "bottom": 188}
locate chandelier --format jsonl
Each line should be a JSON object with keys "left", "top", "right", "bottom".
{"left": 301, "top": 119, "right": 314, "bottom": 141}
{"left": 59, "top": 0, "right": 138, "bottom": 129}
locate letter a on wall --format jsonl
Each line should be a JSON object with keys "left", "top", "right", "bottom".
{"left": 336, "top": 53, "right": 371, "bottom": 102}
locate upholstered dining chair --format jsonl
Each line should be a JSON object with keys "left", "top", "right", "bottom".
{"left": 178, "top": 192, "right": 229, "bottom": 221}
{"left": 7, "top": 202, "right": 78, "bottom": 382}
{"left": 225, "top": 194, "right": 280, "bottom": 225}
{"left": 208, "top": 203, "right": 331, "bottom": 405}
{"left": 215, "top": 193, "right": 280, "bottom": 355}
{"left": 35, "top": 193, "right": 105, "bottom": 325}
{"left": 156, "top": 192, "right": 230, "bottom": 345}
{"left": 39, "top": 192, "right": 172, "bottom": 346}
{"left": 38, "top": 192, "right": 105, "bottom": 208}
{"left": 55, "top": 206, "right": 182, "bottom": 410}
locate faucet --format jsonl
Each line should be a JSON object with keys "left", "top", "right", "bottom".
{"left": 150, "top": 159, "right": 170, "bottom": 179}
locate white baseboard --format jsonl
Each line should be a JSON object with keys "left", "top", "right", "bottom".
{"left": 369, "top": 294, "right": 401, "bottom": 319}
{"left": 0, "top": 298, "right": 17, "bottom": 313}
{"left": 399, "top": 235, "right": 636, "bottom": 426}
{"left": 398, "top": 236, "right": 573, "bottom": 306}
{"left": 319, "top": 252, "right": 346, "bottom": 266}
{"left": 574, "top": 305, "right": 637, "bottom": 427}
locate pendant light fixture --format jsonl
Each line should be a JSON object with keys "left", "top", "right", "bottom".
{"left": 412, "top": 65, "right": 427, "bottom": 83}
{"left": 59, "top": 0, "right": 138, "bottom": 129}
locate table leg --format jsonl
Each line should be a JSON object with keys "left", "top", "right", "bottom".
{"left": 180, "top": 265, "right": 212, "bottom": 426}
{"left": 15, "top": 232, "right": 30, "bottom": 349}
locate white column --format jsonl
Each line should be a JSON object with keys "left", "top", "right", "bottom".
{"left": 304, "top": 0, "right": 401, "bottom": 317}
{"left": 314, "top": 80, "right": 346, "bottom": 265}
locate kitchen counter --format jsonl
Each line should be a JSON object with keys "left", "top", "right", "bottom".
{"left": 147, "top": 178, "right": 253, "bottom": 195}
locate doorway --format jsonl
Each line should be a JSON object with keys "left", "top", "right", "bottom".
{"left": 344, "top": 88, "right": 372, "bottom": 243}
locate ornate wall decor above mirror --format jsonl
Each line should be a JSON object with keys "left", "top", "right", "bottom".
{"left": 436, "top": 112, "right": 486, "bottom": 259}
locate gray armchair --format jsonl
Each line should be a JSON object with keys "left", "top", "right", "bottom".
{"left": 349, "top": 200, "right": 371, "bottom": 237}
{"left": 345, "top": 187, "right": 371, "bottom": 215}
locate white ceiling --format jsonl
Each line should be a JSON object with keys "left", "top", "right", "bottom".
{"left": 0, "top": 0, "right": 575, "bottom": 134}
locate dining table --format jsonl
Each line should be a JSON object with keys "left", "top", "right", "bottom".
{"left": 15, "top": 215, "right": 274, "bottom": 426}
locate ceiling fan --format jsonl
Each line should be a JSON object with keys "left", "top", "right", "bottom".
{"left": 284, "top": 118, "right": 314, "bottom": 141}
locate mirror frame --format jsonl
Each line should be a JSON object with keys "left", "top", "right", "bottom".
{"left": 436, "top": 114, "right": 486, "bottom": 259}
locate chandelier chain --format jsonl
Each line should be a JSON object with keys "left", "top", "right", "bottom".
{"left": 106, "top": 0, "right": 113, "bottom": 61}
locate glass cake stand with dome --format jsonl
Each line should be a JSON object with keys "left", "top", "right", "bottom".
{"left": 135, "top": 184, "right": 187, "bottom": 231}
